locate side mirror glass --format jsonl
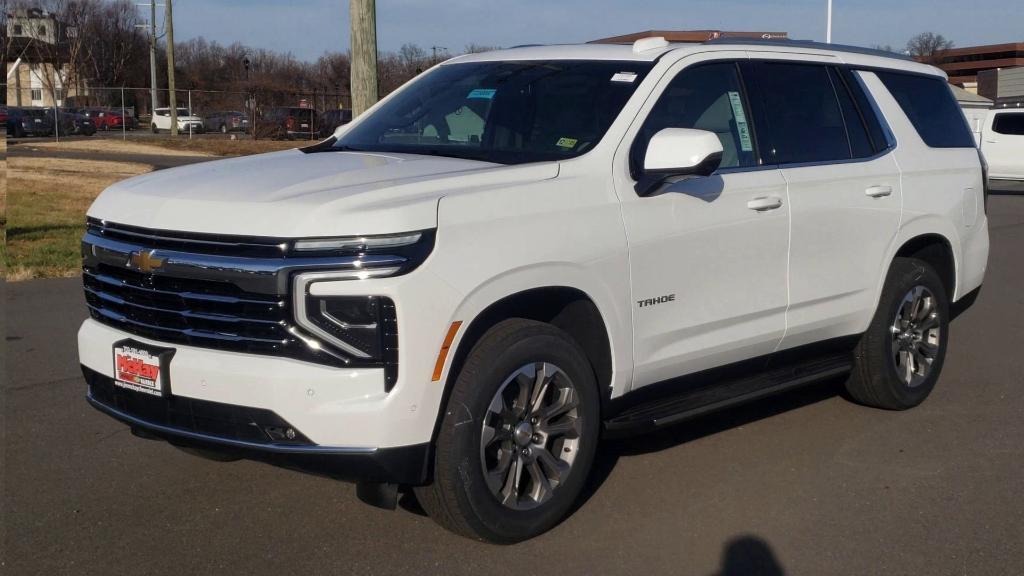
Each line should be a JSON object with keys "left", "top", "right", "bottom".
{"left": 638, "top": 128, "right": 724, "bottom": 196}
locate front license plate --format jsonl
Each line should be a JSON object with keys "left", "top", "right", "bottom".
{"left": 301, "top": 123, "right": 309, "bottom": 128}
{"left": 113, "top": 340, "right": 175, "bottom": 397}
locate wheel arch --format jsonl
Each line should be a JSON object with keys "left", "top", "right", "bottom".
{"left": 893, "top": 233, "right": 957, "bottom": 301}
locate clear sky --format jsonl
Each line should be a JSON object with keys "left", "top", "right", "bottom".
{"left": 172, "top": 0, "right": 1021, "bottom": 61}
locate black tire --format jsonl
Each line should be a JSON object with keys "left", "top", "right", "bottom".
{"left": 151, "top": 123, "right": 159, "bottom": 134}
{"left": 220, "top": 123, "right": 228, "bottom": 134}
{"left": 845, "top": 257, "right": 950, "bottom": 410}
{"left": 415, "top": 318, "right": 600, "bottom": 543}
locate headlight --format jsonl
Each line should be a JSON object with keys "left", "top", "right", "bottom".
{"left": 292, "top": 232, "right": 422, "bottom": 252}
{"left": 292, "top": 271, "right": 399, "bottom": 364}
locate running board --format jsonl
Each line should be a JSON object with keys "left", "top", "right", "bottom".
{"left": 603, "top": 354, "right": 852, "bottom": 437}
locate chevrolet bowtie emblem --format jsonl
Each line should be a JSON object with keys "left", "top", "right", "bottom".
{"left": 128, "top": 250, "right": 165, "bottom": 273}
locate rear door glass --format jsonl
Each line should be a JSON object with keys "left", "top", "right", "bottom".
{"left": 749, "top": 62, "right": 852, "bottom": 164}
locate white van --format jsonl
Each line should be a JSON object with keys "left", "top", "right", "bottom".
{"left": 80, "top": 38, "right": 988, "bottom": 542}
{"left": 981, "top": 109, "right": 1024, "bottom": 183}
{"left": 151, "top": 107, "right": 204, "bottom": 134}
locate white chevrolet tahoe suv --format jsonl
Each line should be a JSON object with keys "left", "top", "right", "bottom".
{"left": 79, "top": 38, "right": 989, "bottom": 542}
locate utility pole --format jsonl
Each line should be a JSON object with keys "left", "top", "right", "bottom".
{"left": 149, "top": 2, "right": 158, "bottom": 117}
{"left": 826, "top": 0, "right": 833, "bottom": 43}
{"left": 350, "top": 0, "right": 378, "bottom": 117}
{"left": 166, "top": 0, "right": 178, "bottom": 136}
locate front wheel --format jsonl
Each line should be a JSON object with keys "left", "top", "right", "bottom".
{"left": 151, "top": 123, "right": 159, "bottom": 134}
{"left": 415, "top": 319, "right": 599, "bottom": 543}
{"left": 845, "top": 257, "right": 950, "bottom": 410}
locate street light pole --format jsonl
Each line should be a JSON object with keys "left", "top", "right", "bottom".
{"left": 826, "top": 0, "right": 833, "bottom": 43}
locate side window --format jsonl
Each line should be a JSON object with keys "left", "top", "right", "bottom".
{"left": 993, "top": 113, "right": 1024, "bottom": 136}
{"left": 751, "top": 62, "right": 851, "bottom": 164}
{"left": 632, "top": 62, "right": 757, "bottom": 177}
{"left": 876, "top": 71, "right": 975, "bottom": 148}
{"left": 838, "top": 68, "right": 891, "bottom": 153}
{"left": 829, "top": 67, "right": 873, "bottom": 158}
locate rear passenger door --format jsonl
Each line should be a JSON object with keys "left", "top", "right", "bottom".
{"left": 746, "top": 60, "right": 902, "bottom": 350}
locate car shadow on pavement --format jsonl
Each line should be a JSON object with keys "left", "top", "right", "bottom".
{"left": 576, "top": 377, "right": 846, "bottom": 513}
{"left": 399, "top": 377, "right": 844, "bottom": 521}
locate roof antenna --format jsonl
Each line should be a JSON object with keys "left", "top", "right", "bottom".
{"left": 633, "top": 36, "right": 669, "bottom": 54}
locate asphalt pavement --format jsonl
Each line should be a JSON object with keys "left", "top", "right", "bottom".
{"left": 3, "top": 194, "right": 1024, "bottom": 575}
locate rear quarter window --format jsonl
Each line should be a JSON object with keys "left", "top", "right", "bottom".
{"left": 876, "top": 71, "right": 974, "bottom": 148}
{"left": 992, "top": 113, "right": 1024, "bottom": 136}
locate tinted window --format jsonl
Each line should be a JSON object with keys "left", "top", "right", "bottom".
{"left": 876, "top": 71, "right": 974, "bottom": 148}
{"left": 993, "top": 113, "right": 1024, "bottom": 136}
{"left": 839, "top": 68, "right": 891, "bottom": 153}
{"left": 632, "top": 62, "right": 758, "bottom": 175}
{"left": 337, "top": 61, "right": 652, "bottom": 164}
{"left": 829, "top": 68, "right": 873, "bottom": 158}
{"left": 751, "top": 62, "right": 851, "bottom": 164}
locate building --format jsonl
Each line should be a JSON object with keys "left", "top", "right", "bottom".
{"left": 928, "top": 41, "right": 1024, "bottom": 89}
{"left": 590, "top": 30, "right": 788, "bottom": 45}
{"left": 4, "top": 7, "right": 82, "bottom": 107}
{"left": 978, "top": 67, "right": 1024, "bottom": 109}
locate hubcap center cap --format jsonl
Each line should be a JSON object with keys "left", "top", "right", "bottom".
{"left": 513, "top": 422, "right": 534, "bottom": 447}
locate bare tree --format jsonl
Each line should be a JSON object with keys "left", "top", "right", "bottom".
{"left": 906, "top": 32, "right": 954, "bottom": 64}
{"left": 464, "top": 43, "right": 500, "bottom": 54}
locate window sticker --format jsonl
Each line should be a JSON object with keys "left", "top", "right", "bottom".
{"left": 611, "top": 72, "right": 638, "bottom": 83}
{"left": 555, "top": 137, "right": 578, "bottom": 149}
{"left": 728, "top": 91, "right": 754, "bottom": 152}
{"left": 467, "top": 88, "right": 497, "bottom": 100}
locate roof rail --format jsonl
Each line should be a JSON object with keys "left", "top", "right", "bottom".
{"left": 702, "top": 37, "right": 912, "bottom": 61}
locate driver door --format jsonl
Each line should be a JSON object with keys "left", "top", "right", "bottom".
{"left": 613, "top": 56, "right": 790, "bottom": 389}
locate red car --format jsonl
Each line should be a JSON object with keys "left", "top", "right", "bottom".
{"left": 80, "top": 108, "right": 135, "bottom": 131}
{"left": 0, "top": 106, "right": 8, "bottom": 125}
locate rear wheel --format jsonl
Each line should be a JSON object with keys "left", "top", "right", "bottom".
{"left": 415, "top": 319, "right": 599, "bottom": 543}
{"left": 845, "top": 257, "right": 950, "bottom": 410}
{"left": 151, "top": 123, "right": 159, "bottom": 134}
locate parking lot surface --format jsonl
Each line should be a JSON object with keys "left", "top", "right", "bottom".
{"left": 4, "top": 194, "right": 1024, "bottom": 575}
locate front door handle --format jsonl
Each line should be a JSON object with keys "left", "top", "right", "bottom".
{"left": 865, "top": 185, "right": 893, "bottom": 198}
{"left": 747, "top": 196, "right": 783, "bottom": 211}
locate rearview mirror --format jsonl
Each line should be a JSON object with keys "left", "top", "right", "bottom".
{"left": 637, "top": 128, "right": 724, "bottom": 196}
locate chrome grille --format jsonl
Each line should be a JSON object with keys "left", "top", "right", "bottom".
{"left": 81, "top": 219, "right": 411, "bottom": 368}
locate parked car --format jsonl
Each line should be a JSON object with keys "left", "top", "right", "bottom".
{"left": 255, "top": 106, "right": 317, "bottom": 139}
{"left": 151, "top": 107, "right": 204, "bottom": 133}
{"left": 204, "top": 110, "right": 250, "bottom": 134}
{"left": 318, "top": 108, "right": 353, "bottom": 137}
{"left": 0, "top": 106, "right": 8, "bottom": 126}
{"left": 981, "top": 108, "right": 1024, "bottom": 184}
{"left": 6, "top": 107, "right": 54, "bottom": 137}
{"left": 48, "top": 109, "right": 96, "bottom": 136}
{"left": 76, "top": 107, "right": 121, "bottom": 131}
{"left": 79, "top": 39, "right": 988, "bottom": 543}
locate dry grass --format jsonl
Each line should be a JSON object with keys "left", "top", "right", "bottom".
{"left": 144, "top": 137, "right": 304, "bottom": 157}
{"left": 28, "top": 137, "right": 303, "bottom": 158}
{"left": 5, "top": 157, "right": 152, "bottom": 280}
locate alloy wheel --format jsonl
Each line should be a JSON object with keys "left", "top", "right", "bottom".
{"left": 890, "top": 285, "right": 942, "bottom": 388}
{"left": 480, "top": 362, "right": 582, "bottom": 510}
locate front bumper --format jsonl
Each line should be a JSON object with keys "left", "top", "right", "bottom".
{"left": 84, "top": 365, "right": 430, "bottom": 484}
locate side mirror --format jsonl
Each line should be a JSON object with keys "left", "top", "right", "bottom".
{"left": 637, "top": 128, "right": 724, "bottom": 196}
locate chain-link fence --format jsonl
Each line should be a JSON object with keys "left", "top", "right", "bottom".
{"left": 3, "top": 84, "right": 352, "bottom": 142}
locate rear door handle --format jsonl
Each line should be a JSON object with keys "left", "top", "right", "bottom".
{"left": 865, "top": 185, "right": 893, "bottom": 198}
{"left": 747, "top": 196, "right": 783, "bottom": 211}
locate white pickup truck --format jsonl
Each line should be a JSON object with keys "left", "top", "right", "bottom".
{"left": 981, "top": 108, "right": 1024, "bottom": 185}
{"left": 80, "top": 38, "right": 988, "bottom": 542}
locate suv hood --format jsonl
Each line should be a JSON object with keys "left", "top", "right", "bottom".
{"left": 87, "top": 148, "right": 558, "bottom": 237}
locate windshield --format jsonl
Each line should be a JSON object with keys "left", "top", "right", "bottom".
{"left": 334, "top": 60, "right": 653, "bottom": 164}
